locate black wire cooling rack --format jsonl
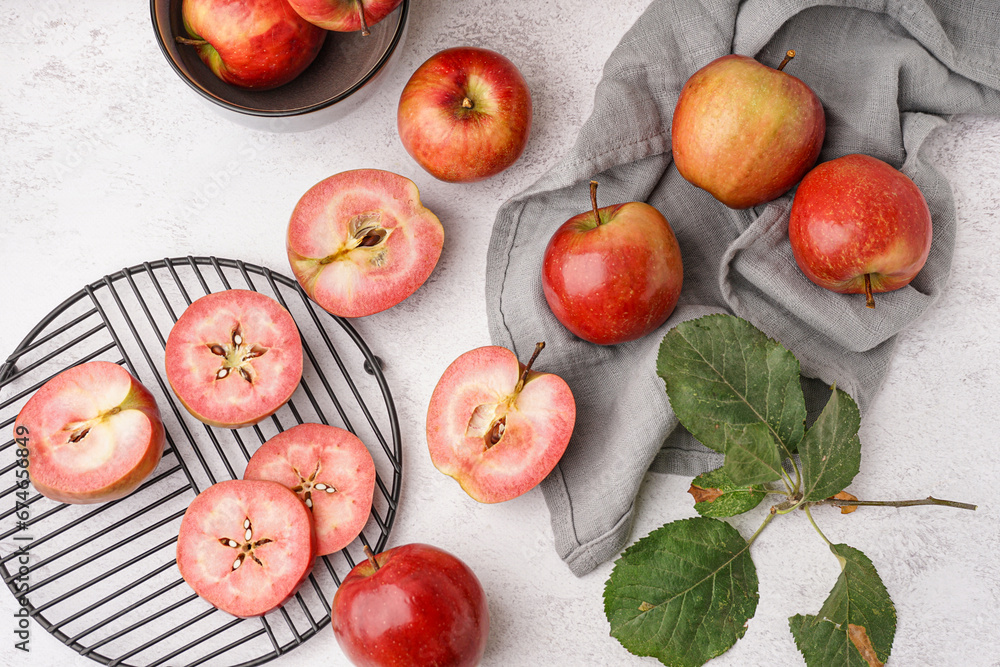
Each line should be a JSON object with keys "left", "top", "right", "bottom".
{"left": 0, "top": 256, "right": 402, "bottom": 667}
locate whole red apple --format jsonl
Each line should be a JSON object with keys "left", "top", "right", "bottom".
{"left": 426, "top": 342, "right": 575, "bottom": 503}
{"left": 14, "top": 361, "right": 165, "bottom": 504}
{"left": 672, "top": 50, "right": 825, "bottom": 209}
{"left": 788, "top": 153, "right": 932, "bottom": 309}
{"left": 398, "top": 46, "right": 532, "bottom": 183}
{"left": 286, "top": 169, "right": 444, "bottom": 318}
{"left": 542, "top": 181, "right": 684, "bottom": 345}
{"left": 331, "top": 543, "right": 489, "bottom": 667}
{"left": 178, "top": 0, "right": 326, "bottom": 90}
{"left": 286, "top": 0, "right": 401, "bottom": 35}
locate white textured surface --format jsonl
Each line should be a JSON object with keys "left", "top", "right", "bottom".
{"left": 1, "top": 1, "right": 999, "bottom": 666}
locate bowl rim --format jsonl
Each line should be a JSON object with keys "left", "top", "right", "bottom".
{"left": 149, "top": 0, "right": 409, "bottom": 117}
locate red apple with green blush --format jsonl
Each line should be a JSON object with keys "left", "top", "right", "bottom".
{"left": 398, "top": 46, "right": 532, "bottom": 183}
{"left": 672, "top": 50, "right": 825, "bottom": 209}
{"left": 426, "top": 343, "right": 575, "bottom": 503}
{"left": 178, "top": 0, "right": 326, "bottom": 90}
{"left": 286, "top": 0, "right": 402, "bottom": 35}
{"left": 788, "top": 153, "right": 933, "bottom": 308}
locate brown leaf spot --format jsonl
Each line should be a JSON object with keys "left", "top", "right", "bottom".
{"left": 638, "top": 601, "right": 655, "bottom": 612}
{"left": 848, "top": 623, "right": 884, "bottom": 667}
{"left": 689, "top": 484, "right": 724, "bottom": 504}
{"left": 830, "top": 491, "right": 859, "bottom": 514}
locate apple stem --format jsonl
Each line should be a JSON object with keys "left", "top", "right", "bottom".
{"left": 356, "top": 0, "right": 373, "bottom": 36}
{"left": 175, "top": 36, "right": 209, "bottom": 47}
{"left": 864, "top": 274, "right": 875, "bottom": 309}
{"left": 363, "top": 545, "right": 380, "bottom": 571}
{"left": 515, "top": 342, "right": 546, "bottom": 392}
{"left": 777, "top": 49, "right": 795, "bottom": 72}
{"left": 461, "top": 97, "right": 474, "bottom": 109}
{"left": 589, "top": 180, "right": 602, "bottom": 226}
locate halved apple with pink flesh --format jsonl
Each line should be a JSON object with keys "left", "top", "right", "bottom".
{"left": 14, "top": 361, "right": 165, "bottom": 504}
{"left": 426, "top": 343, "right": 576, "bottom": 503}
{"left": 244, "top": 423, "right": 376, "bottom": 555}
{"left": 165, "top": 289, "right": 303, "bottom": 429}
{"left": 286, "top": 169, "right": 444, "bottom": 318}
{"left": 177, "top": 479, "right": 316, "bottom": 618}
{"left": 286, "top": 0, "right": 402, "bottom": 35}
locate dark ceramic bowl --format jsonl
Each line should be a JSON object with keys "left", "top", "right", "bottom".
{"left": 150, "top": 0, "right": 409, "bottom": 131}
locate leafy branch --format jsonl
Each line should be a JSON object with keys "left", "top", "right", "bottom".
{"left": 603, "top": 314, "right": 975, "bottom": 667}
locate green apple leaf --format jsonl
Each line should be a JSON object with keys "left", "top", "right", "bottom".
{"left": 789, "top": 544, "right": 896, "bottom": 667}
{"left": 689, "top": 467, "right": 767, "bottom": 518}
{"left": 604, "top": 517, "right": 758, "bottom": 667}
{"left": 722, "top": 422, "right": 784, "bottom": 486}
{"left": 799, "top": 386, "right": 862, "bottom": 502}
{"left": 656, "top": 314, "right": 806, "bottom": 461}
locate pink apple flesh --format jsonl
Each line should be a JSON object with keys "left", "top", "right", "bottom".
{"left": 14, "top": 361, "right": 165, "bottom": 504}
{"left": 426, "top": 345, "right": 575, "bottom": 503}
{"left": 165, "top": 289, "right": 304, "bottom": 428}
{"left": 176, "top": 479, "right": 316, "bottom": 618}
{"left": 788, "top": 153, "right": 932, "bottom": 307}
{"left": 287, "top": 169, "right": 444, "bottom": 318}
{"left": 398, "top": 46, "right": 532, "bottom": 183}
{"left": 180, "top": 0, "right": 326, "bottom": 90}
{"left": 244, "top": 423, "right": 376, "bottom": 556}
{"left": 285, "top": 0, "right": 402, "bottom": 33}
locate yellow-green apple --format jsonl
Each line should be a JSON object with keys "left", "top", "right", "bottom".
{"left": 14, "top": 361, "right": 165, "bottom": 504}
{"left": 398, "top": 46, "right": 532, "bottom": 183}
{"left": 542, "top": 181, "right": 684, "bottom": 345}
{"left": 177, "top": 0, "right": 326, "bottom": 90}
{"left": 331, "top": 543, "right": 489, "bottom": 667}
{"left": 286, "top": 169, "right": 444, "bottom": 318}
{"left": 426, "top": 343, "right": 575, "bottom": 503}
{"left": 788, "top": 153, "right": 932, "bottom": 309}
{"left": 244, "top": 423, "right": 375, "bottom": 555}
{"left": 177, "top": 479, "right": 316, "bottom": 617}
{"left": 165, "top": 289, "right": 303, "bottom": 428}
{"left": 286, "top": 0, "right": 401, "bottom": 35}
{"left": 672, "top": 50, "right": 825, "bottom": 209}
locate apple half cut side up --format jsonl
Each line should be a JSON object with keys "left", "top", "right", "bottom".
{"left": 165, "top": 289, "right": 304, "bottom": 429}
{"left": 244, "top": 423, "right": 376, "bottom": 556}
{"left": 177, "top": 479, "right": 316, "bottom": 618}
{"left": 426, "top": 343, "right": 576, "bottom": 503}
{"left": 287, "top": 169, "right": 444, "bottom": 318}
{"left": 14, "top": 361, "right": 165, "bottom": 504}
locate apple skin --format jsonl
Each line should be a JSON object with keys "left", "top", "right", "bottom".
{"left": 180, "top": 0, "right": 326, "bottom": 90}
{"left": 788, "top": 153, "right": 932, "bottom": 306}
{"left": 542, "top": 184, "right": 684, "bottom": 345}
{"left": 398, "top": 46, "right": 532, "bottom": 183}
{"left": 672, "top": 53, "right": 825, "bottom": 209}
{"left": 14, "top": 361, "right": 165, "bottom": 504}
{"left": 286, "top": 0, "right": 402, "bottom": 33}
{"left": 331, "top": 543, "right": 489, "bottom": 667}
{"left": 426, "top": 344, "right": 575, "bottom": 503}
{"left": 286, "top": 169, "right": 444, "bottom": 318}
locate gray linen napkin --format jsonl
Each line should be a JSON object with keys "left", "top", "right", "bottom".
{"left": 485, "top": 0, "right": 1000, "bottom": 576}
